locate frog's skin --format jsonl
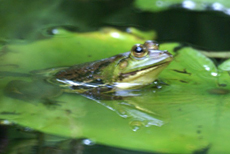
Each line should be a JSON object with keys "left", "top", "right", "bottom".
{"left": 50, "top": 40, "right": 173, "bottom": 99}
{"left": 4, "top": 40, "right": 173, "bottom": 101}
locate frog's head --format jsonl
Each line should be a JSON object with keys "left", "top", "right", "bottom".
{"left": 106, "top": 40, "right": 173, "bottom": 89}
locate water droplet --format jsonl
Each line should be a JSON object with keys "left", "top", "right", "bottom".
{"left": 145, "top": 120, "right": 164, "bottom": 127}
{"left": 211, "top": 72, "right": 218, "bottom": 76}
{"left": 182, "top": 0, "right": 196, "bottom": 9}
{"left": 203, "top": 65, "right": 210, "bottom": 71}
{"left": 23, "top": 127, "right": 33, "bottom": 132}
{"left": 157, "top": 85, "right": 162, "bottom": 89}
{"left": 110, "top": 32, "right": 120, "bottom": 39}
{"left": 126, "top": 27, "right": 132, "bottom": 33}
{"left": 129, "top": 120, "right": 144, "bottom": 131}
{"left": 82, "top": 139, "right": 95, "bottom": 146}
{"left": 211, "top": 2, "right": 224, "bottom": 11}
{"left": 156, "top": 0, "right": 164, "bottom": 7}
{"left": 115, "top": 109, "right": 128, "bottom": 118}
{"left": 52, "top": 28, "right": 59, "bottom": 34}
{"left": 225, "top": 9, "right": 230, "bottom": 15}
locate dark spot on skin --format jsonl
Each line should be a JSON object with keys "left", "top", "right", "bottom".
{"left": 207, "top": 88, "right": 230, "bottom": 95}
{"left": 92, "top": 78, "right": 103, "bottom": 84}
{"left": 96, "top": 78, "right": 102, "bottom": 82}
{"left": 179, "top": 80, "right": 189, "bottom": 83}
{"left": 56, "top": 54, "right": 124, "bottom": 83}
{"left": 72, "top": 85, "right": 90, "bottom": 90}
{"left": 193, "top": 144, "right": 211, "bottom": 154}
{"left": 64, "top": 73, "right": 75, "bottom": 76}
{"left": 218, "top": 83, "right": 227, "bottom": 87}
{"left": 197, "top": 130, "right": 201, "bottom": 134}
{"left": 88, "top": 55, "right": 92, "bottom": 57}
{"left": 93, "top": 61, "right": 111, "bottom": 73}
{"left": 172, "top": 69, "right": 191, "bottom": 75}
{"left": 178, "top": 108, "right": 182, "bottom": 111}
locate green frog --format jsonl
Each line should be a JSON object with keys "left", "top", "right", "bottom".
{"left": 4, "top": 40, "right": 173, "bottom": 101}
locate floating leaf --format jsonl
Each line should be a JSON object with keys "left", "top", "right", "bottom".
{"left": 134, "top": 0, "right": 230, "bottom": 13}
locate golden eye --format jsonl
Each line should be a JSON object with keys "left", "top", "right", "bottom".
{"left": 144, "top": 40, "right": 159, "bottom": 50}
{"left": 130, "top": 44, "right": 148, "bottom": 58}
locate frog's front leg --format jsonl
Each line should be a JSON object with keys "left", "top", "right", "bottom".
{"left": 71, "top": 85, "right": 135, "bottom": 100}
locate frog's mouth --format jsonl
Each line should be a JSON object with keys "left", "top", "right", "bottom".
{"left": 118, "top": 61, "right": 170, "bottom": 81}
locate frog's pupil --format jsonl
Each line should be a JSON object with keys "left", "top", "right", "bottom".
{"left": 135, "top": 46, "right": 143, "bottom": 53}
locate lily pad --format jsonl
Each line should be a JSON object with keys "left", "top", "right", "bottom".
{"left": 0, "top": 28, "right": 230, "bottom": 153}
{"left": 134, "top": 0, "right": 230, "bottom": 13}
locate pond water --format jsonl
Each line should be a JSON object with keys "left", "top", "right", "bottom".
{"left": 1, "top": 0, "right": 230, "bottom": 154}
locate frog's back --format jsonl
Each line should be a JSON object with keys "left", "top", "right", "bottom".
{"left": 55, "top": 55, "right": 122, "bottom": 84}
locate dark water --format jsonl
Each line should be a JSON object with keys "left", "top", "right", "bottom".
{"left": 0, "top": 124, "right": 209, "bottom": 154}
{"left": 0, "top": 0, "right": 230, "bottom": 50}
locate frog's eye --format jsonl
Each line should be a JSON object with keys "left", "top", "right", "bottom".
{"left": 131, "top": 44, "right": 148, "bottom": 58}
{"left": 144, "top": 40, "right": 159, "bottom": 50}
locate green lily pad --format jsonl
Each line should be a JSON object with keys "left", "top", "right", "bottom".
{"left": 134, "top": 0, "right": 230, "bottom": 12}
{"left": 0, "top": 28, "right": 230, "bottom": 153}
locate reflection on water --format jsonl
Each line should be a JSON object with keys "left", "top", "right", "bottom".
{"left": 0, "top": 69, "right": 168, "bottom": 130}
{"left": 0, "top": 124, "right": 161, "bottom": 154}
